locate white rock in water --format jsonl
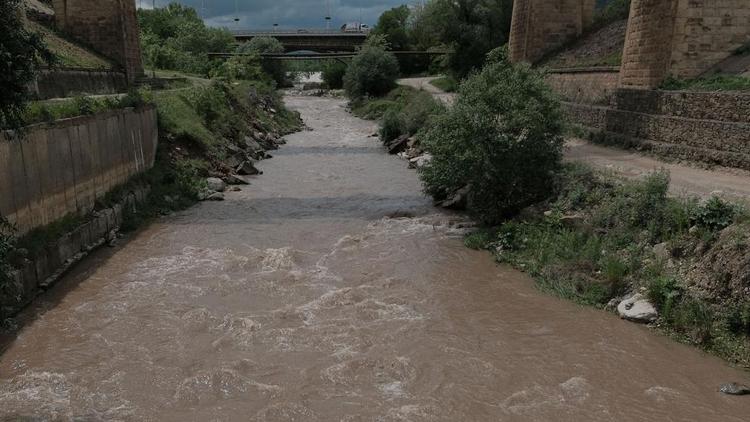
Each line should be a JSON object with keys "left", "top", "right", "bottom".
{"left": 618, "top": 293, "right": 658, "bottom": 323}
{"left": 206, "top": 177, "right": 226, "bottom": 192}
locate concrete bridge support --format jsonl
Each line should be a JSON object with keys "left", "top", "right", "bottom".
{"left": 620, "top": 0, "right": 750, "bottom": 89}
{"left": 508, "top": 0, "right": 597, "bottom": 64}
{"left": 52, "top": 0, "right": 143, "bottom": 82}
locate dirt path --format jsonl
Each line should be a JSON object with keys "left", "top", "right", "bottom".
{"left": 398, "top": 76, "right": 750, "bottom": 200}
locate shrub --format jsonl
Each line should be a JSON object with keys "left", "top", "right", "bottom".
{"left": 322, "top": 61, "right": 347, "bottom": 89}
{"left": 0, "top": 217, "right": 17, "bottom": 300}
{"left": 210, "top": 53, "right": 265, "bottom": 82}
{"left": 380, "top": 109, "right": 404, "bottom": 143}
{"left": 401, "top": 91, "right": 443, "bottom": 135}
{"left": 238, "top": 37, "right": 287, "bottom": 86}
{"left": 692, "top": 196, "right": 736, "bottom": 231}
{"left": 419, "top": 47, "right": 564, "bottom": 224}
{"left": 1, "top": 0, "right": 55, "bottom": 129}
{"left": 344, "top": 37, "right": 400, "bottom": 99}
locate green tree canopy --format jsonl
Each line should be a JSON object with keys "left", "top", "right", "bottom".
{"left": 372, "top": 5, "right": 412, "bottom": 51}
{"left": 138, "top": 3, "right": 234, "bottom": 76}
{"left": 0, "top": 0, "right": 54, "bottom": 129}
{"left": 236, "top": 37, "right": 288, "bottom": 86}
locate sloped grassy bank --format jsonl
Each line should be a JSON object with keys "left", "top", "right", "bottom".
{"left": 0, "top": 80, "right": 302, "bottom": 321}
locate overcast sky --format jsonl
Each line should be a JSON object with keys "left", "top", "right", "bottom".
{"left": 137, "top": 0, "right": 417, "bottom": 30}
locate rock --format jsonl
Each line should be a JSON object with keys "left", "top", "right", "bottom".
{"left": 224, "top": 153, "right": 245, "bottom": 169}
{"left": 543, "top": 210, "right": 554, "bottom": 217}
{"left": 236, "top": 161, "right": 261, "bottom": 176}
{"left": 653, "top": 242, "right": 670, "bottom": 260}
{"left": 688, "top": 225, "right": 700, "bottom": 236}
{"left": 206, "top": 192, "right": 225, "bottom": 201}
{"left": 230, "top": 186, "right": 242, "bottom": 192}
{"left": 408, "top": 154, "right": 432, "bottom": 169}
{"left": 206, "top": 177, "right": 226, "bottom": 192}
{"left": 386, "top": 135, "right": 410, "bottom": 155}
{"left": 438, "top": 185, "right": 470, "bottom": 210}
{"left": 224, "top": 174, "right": 249, "bottom": 185}
{"left": 244, "top": 136, "right": 263, "bottom": 152}
{"left": 719, "top": 383, "right": 750, "bottom": 395}
{"left": 617, "top": 293, "right": 658, "bottom": 323}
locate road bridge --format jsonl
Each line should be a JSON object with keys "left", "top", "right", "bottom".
{"left": 232, "top": 30, "right": 367, "bottom": 53}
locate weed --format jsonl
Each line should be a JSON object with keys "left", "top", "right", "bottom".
{"left": 692, "top": 196, "right": 736, "bottom": 231}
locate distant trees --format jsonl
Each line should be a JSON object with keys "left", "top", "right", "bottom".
{"left": 371, "top": 5, "right": 411, "bottom": 51}
{"left": 344, "top": 36, "right": 400, "bottom": 99}
{"left": 138, "top": 3, "right": 234, "bottom": 76}
{"left": 0, "top": 0, "right": 54, "bottom": 129}
{"left": 236, "top": 37, "right": 288, "bottom": 86}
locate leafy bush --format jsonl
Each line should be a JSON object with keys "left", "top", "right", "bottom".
{"left": 237, "top": 37, "right": 288, "bottom": 86}
{"left": 380, "top": 109, "right": 404, "bottom": 143}
{"left": 210, "top": 53, "right": 265, "bottom": 82}
{"left": 322, "top": 61, "right": 347, "bottom": 89}
{"left": 344, "top": 37, "right": 400, "bottom": 99}
{"left": 691, "top": 196, "right": 736, "bottom": 231}
{"left": 377, "top": 90, "right": 443, "bottom": 142}
{"left": 138, "top": 4, "right": 234, "bottom": 76}
{"left": 419, "top": 48, "right": 564, "bottom": 224}
{"left": 1, "top": 0, "right": 55, "bottom": 129}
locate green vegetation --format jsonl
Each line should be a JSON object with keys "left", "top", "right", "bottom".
{"left": 409, "top": 0, "right": 514, "bottom": 78}
{"left": 465, "top": 163, "right": 750, "bottom": 367}
{"left": 419, "top": 48, "right": 564, "bottom": 224}
{"left": 236, "top": 37, "right": 289, "bottom": 87}
{"left": 0, "top": 218, "right": 17, "bottom": 308}
{"left": 1, "top": 0, "right": 55, "bottom": 129}
{"left": 591, "top": 0, "right": 631, "bottom": 31}
{"left": 26, "top": 20, "right": 113, "bottom": 69}
{"left": 429, "top": 76, "right": 458, "bottom": 93}
{"left": 344, "top": 36, "right": 400, "bottom": 99}
{"left": 660, "top": 75, "right": 750, "bottom": 92}
{"left": 322, "top": 61, "right": 348, "bottom": 90}
{"left": 138, "top": 3, "right": 234, "bottom": 76}
{"left": 379, "top": 91, "right": 443, "bottom": 142}
{"left": 20, "top": 90, "right": 152, "bottom": 127}
{"left": 372, "top": 5, "right": 412, "bottom": 51}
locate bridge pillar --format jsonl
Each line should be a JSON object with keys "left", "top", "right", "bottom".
{"left": 621, "top": 0, "right": 750, "bottom": 89}
{"left": 509, "top": 0, "right": 597, "bottom": 64}
{"left": 52, "top": 0, "right": 143, "bottom": 82}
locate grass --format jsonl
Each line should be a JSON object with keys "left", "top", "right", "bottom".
{"left": 465, "top": 163, "right": 750, "bottom": 367}
{"left": 26, "top": 20, "right": 113, "bottom": 69}
{"left": 19, "top": 90, "right": 151, "bottom": 127}
{"left": 660, "top": 75, "right": 750, "bottom": 92}
{"left": 429, "top": 76, "right": 458, "bottom": 93}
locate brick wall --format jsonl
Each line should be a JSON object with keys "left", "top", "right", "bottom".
{"left": 509, "top": 0, "right": 597, "bottom": 64}
{"left": 52, "top": 0, "right": 143, "bottom": 82}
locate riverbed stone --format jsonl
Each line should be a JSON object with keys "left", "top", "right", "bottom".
{"left": 206, "top": 192, "right": 225, "bottom": 201}
{"left": 224, "top": 174, "right": 249, "bottom": 185}
{"left": 719, "top": 382, "right": 750, "bottom": 395}
{"left": 617, "top": 293, "right": 658, "bottom": 323}
{"left": 236, "top": 161, "right": 261, "bottom": 176}
{"left": 207, "top": 177, "right": 226, "bottom": 192}
{"left": 408, "top": 154, "right": 432, "bottom": 169}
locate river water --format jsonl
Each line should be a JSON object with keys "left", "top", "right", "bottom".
{"left": 1, "top": 95, "right": 749, "bottom": 421}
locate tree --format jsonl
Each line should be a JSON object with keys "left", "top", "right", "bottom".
{"left": 409, "top": 0, "right": 514, "bottom": 78}
{"left": 237, "top": 37, "right": 288, "bottom": 86}
{"left": 372, "top": 5, "right": 412, "bottom": 51}
{"left": 419, "top": 48, "right": 564, "bottom": 224}
{"left": 138, "top": 3, "right": 234, "bottom": 76}
{"left": 343, "top": 36, "right": 400, "bottom": 99}
{"left": 0, "top": 0, "right": 54, "bottom": 129}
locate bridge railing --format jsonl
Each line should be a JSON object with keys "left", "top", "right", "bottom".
{"left": 232, "top": 30, "right": 367, "bottom": 36}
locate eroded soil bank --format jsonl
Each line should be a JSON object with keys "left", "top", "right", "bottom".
{"left": 0, "top": 95, "right": 749, "bottom": 421}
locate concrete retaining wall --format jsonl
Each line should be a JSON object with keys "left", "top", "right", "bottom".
{"left": 31, "top": 69, "right": 127, "bottom": 100}
{"left": 546, "top": 68, "right": 621, "bottom": 105}
{"left": 563, "top": 89, "right": 750, "bottom": 169}
{"left": 0, "top": 106, "right": 158, "bottom": 235}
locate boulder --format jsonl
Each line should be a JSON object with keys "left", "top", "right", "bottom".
{"left": 244, "top": 136, "right": 263, "bottom": 152}
{"left": 653, "top": 242, "right": 670, "bottom": 260}
{"left": 206, "top": 177, "right": 226, "bottom": 192}
{"left": 224, "top": 174, "right": 249, "bottom": 185}
{"left": 236, "top": 161, "right": 261, "bottom": 176}
{"left": 206, "top": 192, "right": 225, "bottom": 201}
{"left": 408, "top": 154, "right": 432, "bottom": 169}
{"left": 438, "top": 185, "right": 470, "bottom": 210}
{"left": 617, "top": 293, "right": 658, "bottom": 323}
{"left": 719, "top": 383, "right": 750, "bottom": 395}
{"left": 387, "top": 135, "right": 410, "bottom": 155}
{"left": 559, "top": 214, "right": 585, "bottom": 229}
{"left": 224, "top": 153, "right": 245, "bottom": 169}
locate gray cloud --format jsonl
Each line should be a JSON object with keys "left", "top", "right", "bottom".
{"left": 137, "top": 0, "right": 417, "bottom": 30}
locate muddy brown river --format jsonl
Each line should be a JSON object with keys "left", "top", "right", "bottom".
{"left": 1, "top": 95, "right": 749, "bottom": 421}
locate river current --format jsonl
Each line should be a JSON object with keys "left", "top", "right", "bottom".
{"left": 1, "top": 94, "right": 749, "bottom": 421}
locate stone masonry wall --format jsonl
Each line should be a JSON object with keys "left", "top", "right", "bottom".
{"left": 0, "top": 106, "right": 158, "bottom": 236}
{"left": 52, "top": 0, "right": 143, "bottom": 82}
{"left": 546, "top": 68, "right": 621, "bottom": 105}
{"left": 619, "top": 0, "right": 678, "bottom": 89}
{"left": 564, "top": 89, "right": 750, "bottom": 170}
{"left": 509, "top": 0, "right": 597, "bottom": 63}
{"left": 669, "top": 0, "right": 750, "bottom": 79}
{"left": 31, "top": 69, "right": 128, "bottom": 100}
